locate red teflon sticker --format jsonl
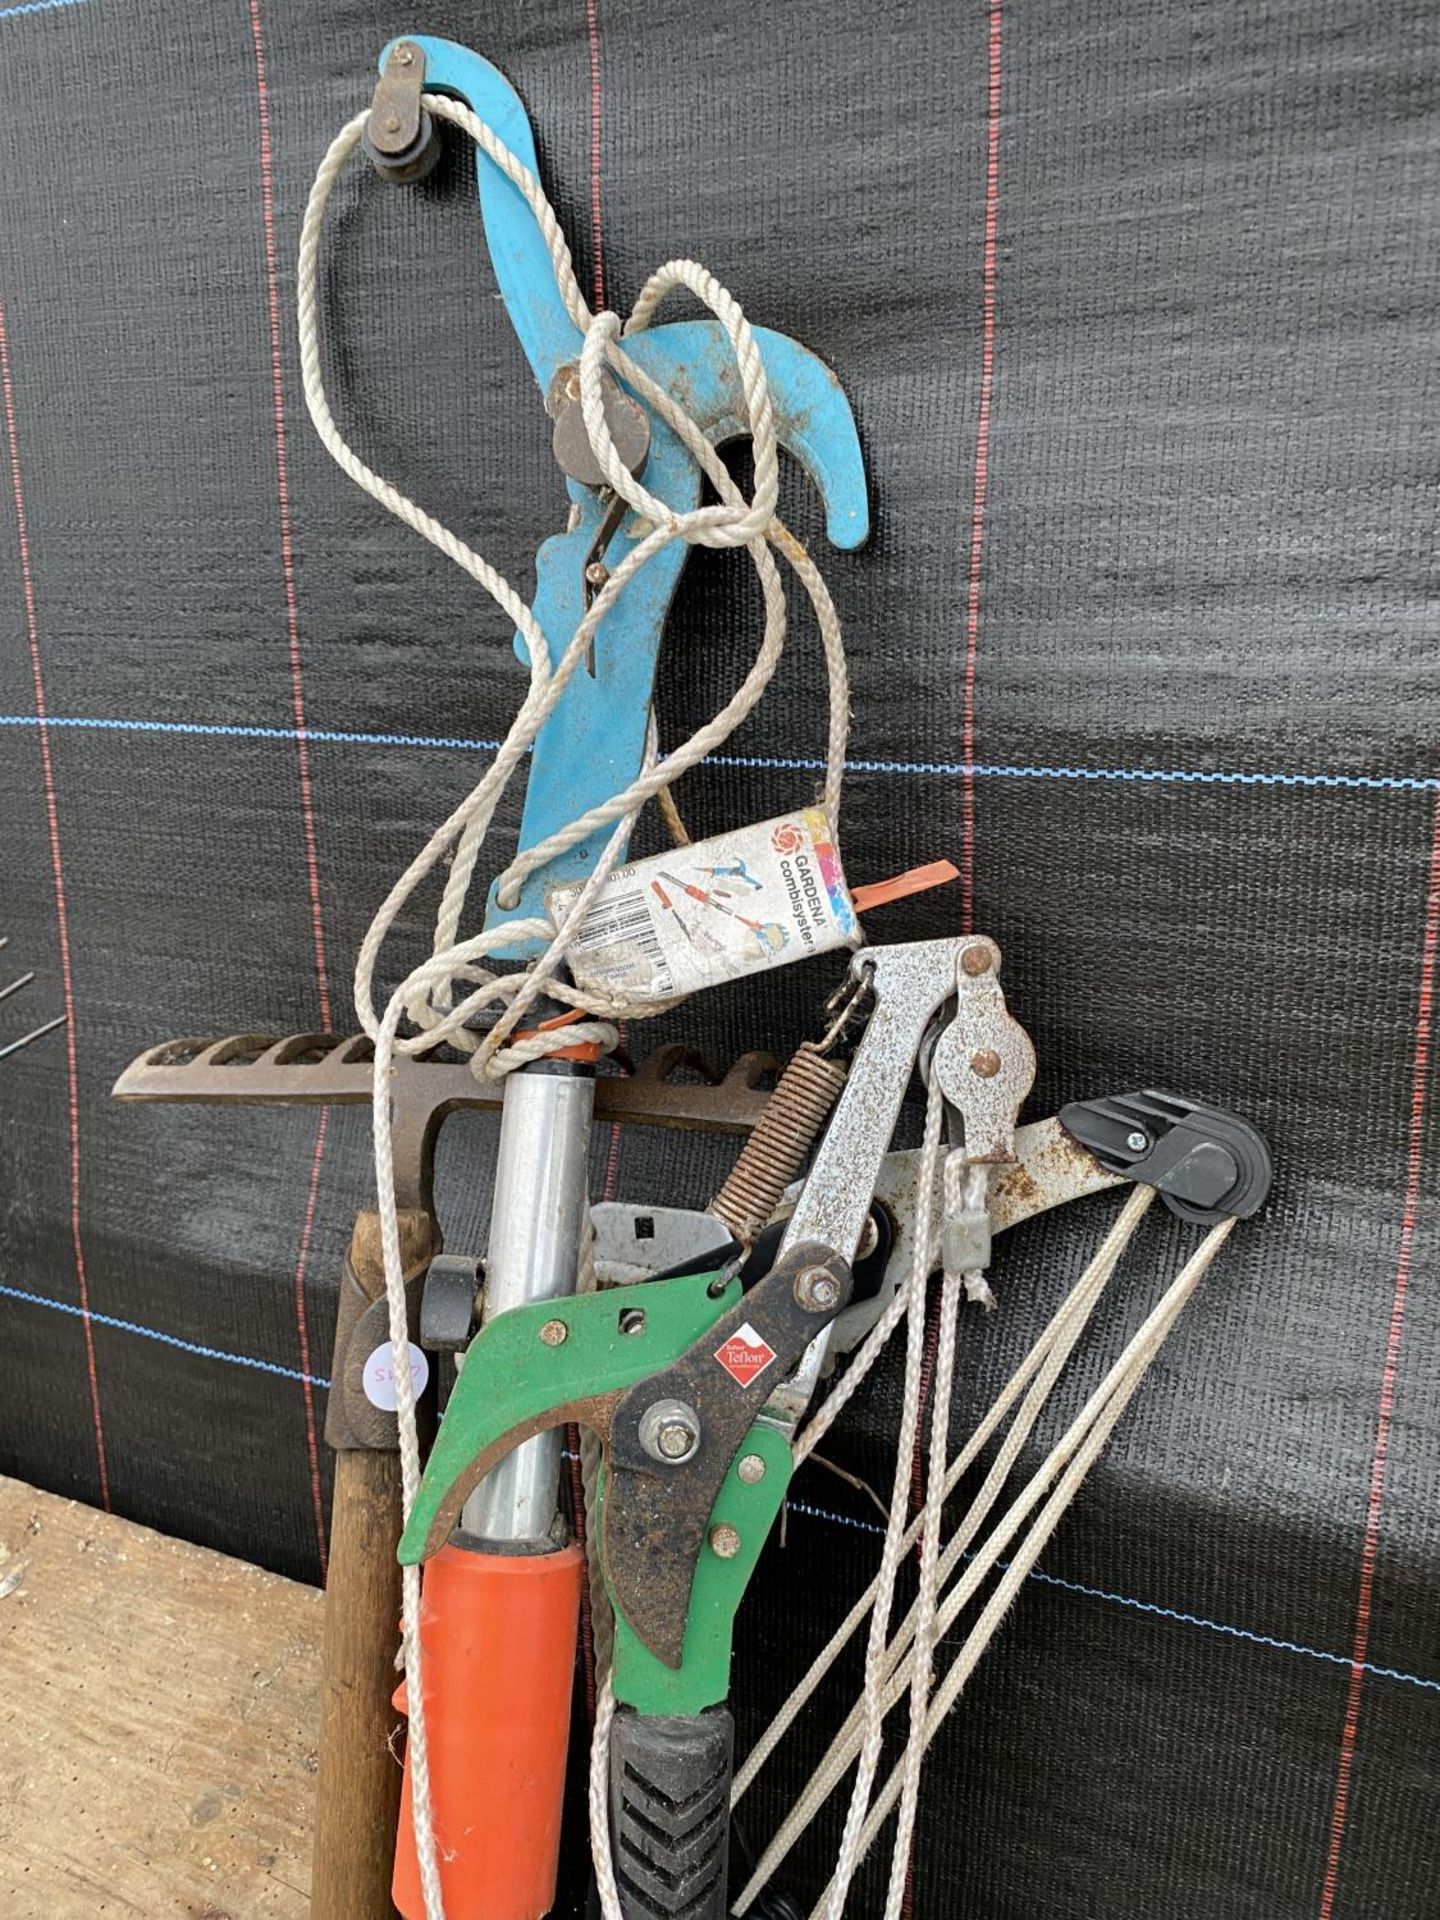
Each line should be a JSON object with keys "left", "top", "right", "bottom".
{"left": 714, "top": 1322, "right": 778, "bottom": 1388}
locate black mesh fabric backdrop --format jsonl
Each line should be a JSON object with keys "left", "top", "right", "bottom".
{"left": 1, "top": 1, "right": 1437, "bottom": 1915}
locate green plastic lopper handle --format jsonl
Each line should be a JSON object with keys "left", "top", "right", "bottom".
{"left": 398, "top": 1262, "right": 795, "bottom": 1714}
{"left": 399, "top": 1265, "right": 741, "bottom": 1565}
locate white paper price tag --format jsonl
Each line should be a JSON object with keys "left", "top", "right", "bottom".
{"left": 362, "top": 1341, "right": 430, "bottom": 1412}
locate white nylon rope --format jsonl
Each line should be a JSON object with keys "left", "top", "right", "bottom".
{"left": 735, "top": 1192, "right": 1237, "bottom": 1917}
{"left": 300, "top": 101, "right": 852, "bottom": 1087}
{"left": 732, "top": 1184, "right": 1156, "bottom": 1819}
{"left": 810, "top": 1217, "right": 1237, "bottom": 1912}
{"left": 299, "top": 93, "right": 853, "bottom": 1920}
{"left": 299, "top": 89, "right": 1243, "bottom": 1920}
{"left": 735, "top": 1185, "right": 1152, "bottom": 1908}
{"left": 819, "top": 1073, "right": 947, "bottom": 1919}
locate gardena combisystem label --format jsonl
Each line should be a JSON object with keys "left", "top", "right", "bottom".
{"left": 548, "top": 808, "right": 861, "bottom": 1004}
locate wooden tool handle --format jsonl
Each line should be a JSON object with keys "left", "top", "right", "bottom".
{"left": 312, "top": 1446, "right": 406, "bottom": 1920}
{"left": 312, "top": 1208, "right": 436, "bottom": 1920}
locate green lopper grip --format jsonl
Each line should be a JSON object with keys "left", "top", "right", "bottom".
{"left": 398, "top": 1262, "right": 794, "bottom": 1715}
{"left": 398, "top": 1265, "right": 741, "bottom": 1566}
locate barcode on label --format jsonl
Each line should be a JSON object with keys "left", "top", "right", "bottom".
{"left": 578, "top": 900, "right": 653, "bottom": 943}
{"left": 573, "top": 890, "right": 674, "bottom": 994}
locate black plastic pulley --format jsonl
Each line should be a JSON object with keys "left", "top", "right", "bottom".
{"left": 364, "top": 41, "right": 442, "bottom": 184}
{"left": 1058, "top": 1089, "right": 1272, "bottom": 1225}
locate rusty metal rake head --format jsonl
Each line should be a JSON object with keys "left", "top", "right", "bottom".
{"left": 112, "top": 1034, "right": 777, "bottom": 1209}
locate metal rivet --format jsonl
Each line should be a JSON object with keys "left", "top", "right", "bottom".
{"left": 1126, "top": 1130, "right": 1149, "bottom": 1153}
{"left": 737, "top": 1454, "right": 766, "bottom": 1485}
{"left": 856, "top": 1214, "right": 880, "bottom": 1261}
{"left": 585, "top": 561, "right": 609, "bottom": 585}
{"left": 619, "top": 1307, "right": 646, "bottom": 1336}
{"left": 961, "top": 945, "right": 992, "bottom": 976}
{"left": 794, "top": 1264, "right": 841, "bottom": 1312}
{"left": 539, "top": 1318, "right": 568, "bottom": 1347}
{"left": 382, "top": 111, "right": 401, "bottom": 133}
{"left": 394, "top": 43, "right": 415, "bottom": 63}
{"left": 970, "top": 1049, "right": 1001, "bottom": 1079}
{"left": 709, "top": 1523, "right": 742, "bottom": 1559}
{"left": 639, "top": 1398, "right": 701, "bottom": 1466}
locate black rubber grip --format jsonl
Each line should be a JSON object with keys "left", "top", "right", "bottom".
{"left": 609, "top": 1705, "right": 734, "bottom": 1919}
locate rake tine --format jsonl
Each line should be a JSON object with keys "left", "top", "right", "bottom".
{"left": 0, "top": 1012, "right": 67, "bottom": 1063}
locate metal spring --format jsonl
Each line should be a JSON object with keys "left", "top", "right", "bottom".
{"left": 709, "top": 1040, "right": 848, "bottom": 1245}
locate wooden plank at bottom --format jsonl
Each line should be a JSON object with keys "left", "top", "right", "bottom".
{"left": 0, "top": 1473, "right": 327, "bottom": 1919}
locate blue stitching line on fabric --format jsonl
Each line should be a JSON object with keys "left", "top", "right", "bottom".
{"left": 0, "top": 713, "right": 1434, "bottom": 794}
{"left": 0, "top": 1281, "right": 330, "bottom": 1387}
{"left": 2, "top": 716, "right": 1433, "bottom": 1680}
{"left": 0, "top": 0, "right": 87, "bottom": 21}
{"left": 781, "top": 1497, "right": 1440, "bottom": 1697}
{"left": 3, "top": 1284, "right": 1436, "bottom": 1696}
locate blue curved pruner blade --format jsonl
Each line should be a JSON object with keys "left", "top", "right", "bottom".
{"left": 380, "top": 38, "right": 869, "bottom": 957}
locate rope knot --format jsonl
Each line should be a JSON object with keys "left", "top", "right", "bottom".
{"left": 303, "top": 97, "right": 854, "bottom": 1920}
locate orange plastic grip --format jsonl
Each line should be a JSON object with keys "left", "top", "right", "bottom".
{"left": 392, "top": 1540, "right": 585, "bottom": 1920}
{"left": 511, "top": 1007, "right": 603, "bottom": 1064}
{"left": 851, "top": 858, "right": 960, "bottom": 914}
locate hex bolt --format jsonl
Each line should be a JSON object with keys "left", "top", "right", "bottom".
{"left": 539, "top": 1318, "right": 568, "bottom": 1347}
{"left": 737, "top": 1454, "right": 767, "bottom": 1485}
{"left": 961, "top": 945, "right": 993, "bottom": 976}
{"left": 1127, "top": 1130, "right": 1149, "bottom": 1153}
{"left": 794, "top": 1264, "right": 841, "bottom": 1312}
{"left": 709, "top": 1523, "right": 742, "bottom": 1559}
{"left": 970, "top": 1049, "right": 1001, "bottom": 1079}
{"left": 638, "top": 1397, "right": 702, "bottom": 1466}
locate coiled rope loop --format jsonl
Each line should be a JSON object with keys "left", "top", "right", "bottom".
{"left": 299, "top": 87, "right": 853, "bottom": 1920}
{"left": 299, "top": 97, "right": 849, "bottom": 1085}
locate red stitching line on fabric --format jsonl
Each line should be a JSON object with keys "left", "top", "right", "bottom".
{"left": 246, "top": 1, "right": 332, "bottom": 1031}
{"left": 585, "top": 0, "right": 605, "bottom": 310}
{"left": 960, "top": 0, "right": 1002, "bottom": 937}
{"left": 247, "top": 0, "right": 330, "bottom": 1576}
{"left": 0, "top": 296, "right": 111, "bottom": 1512}
{"left": 1318, "top": 787, "right": 1440, "bottom": 1917}
{"left": 905, "top": 29, "right": 1003, "bottom": 1893}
